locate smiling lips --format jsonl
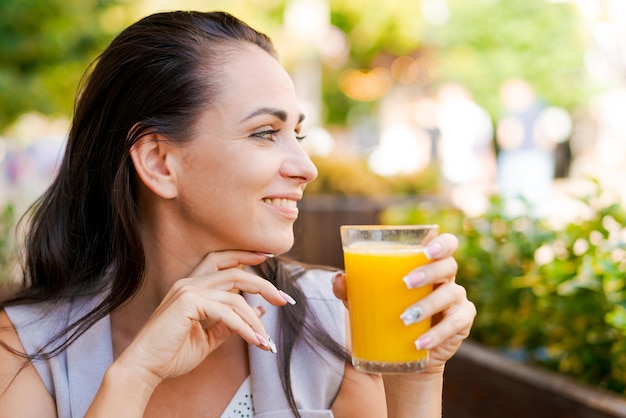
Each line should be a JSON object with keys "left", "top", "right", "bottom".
{"left": 262, "top": 197, "right": 298, "bottom": 210}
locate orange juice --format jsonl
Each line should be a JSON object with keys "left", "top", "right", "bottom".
{"left": 344, "top": 244, "right": 432, "bottom": 371}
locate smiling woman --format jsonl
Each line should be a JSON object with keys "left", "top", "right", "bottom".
{"left": 0, "top": 10, "right": 475, "bottom": 418}
{"left": 133, "top": 42, "right": 318, "bottom": 256}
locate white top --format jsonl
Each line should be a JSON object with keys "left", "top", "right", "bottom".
{"left": 221, "top": 376, "right": 254, "bottom": 418}
{"left": 5, "top": 268, "right": 345, "bottom": 417}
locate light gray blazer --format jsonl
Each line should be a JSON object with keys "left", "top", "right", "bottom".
{"left": 5, "top": 268, "right": 345, "bottom": 418}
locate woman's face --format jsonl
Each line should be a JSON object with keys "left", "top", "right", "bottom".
{"left": 169, "top": 44, "right": 318, "bottom": 256}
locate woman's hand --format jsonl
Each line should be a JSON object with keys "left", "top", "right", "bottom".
{"left": 332, "top": 233, "right": 476, "bottom": 374}
{"left": 116, "top": 251, "right": 291, "bottom": 387}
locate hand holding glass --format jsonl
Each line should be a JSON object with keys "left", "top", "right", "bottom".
{"left": 340, "top": 225, "right": 439, "bottom": 374}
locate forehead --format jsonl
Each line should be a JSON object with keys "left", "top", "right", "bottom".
{"left": 216, "top": 44, "right": 299, "bottom": 115}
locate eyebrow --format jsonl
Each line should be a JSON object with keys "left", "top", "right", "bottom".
{"left": 241, "top": 107, "right": 306, "bottom": 124}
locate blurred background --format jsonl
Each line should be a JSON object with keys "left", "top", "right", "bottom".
{"left": 1, "top": 0, "right": 625, "bottom": 214}
{"left": 2, "top": 0, "right": 626, "bottom": 413}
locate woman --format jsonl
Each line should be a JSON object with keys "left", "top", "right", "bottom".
{"left": 0, "top": 11, "right": 475, "bottom": 417}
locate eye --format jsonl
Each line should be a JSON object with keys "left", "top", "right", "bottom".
{"left": 295, "top": 127, "right": 307, "bottom": 141}
{"left": 251, "top": 129, "right": 280, "bottom": 141}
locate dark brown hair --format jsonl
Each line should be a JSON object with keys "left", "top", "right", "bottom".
{"left": 2, "top": 11, "right": 348, "bottom": 416}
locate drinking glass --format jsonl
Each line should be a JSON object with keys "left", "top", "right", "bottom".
{"left": 340, "top": 224, "right": 439, "bottom": 373}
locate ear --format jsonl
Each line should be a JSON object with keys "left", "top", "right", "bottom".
{"left": 129, "top": 134, "right": 178, "bottom": 199}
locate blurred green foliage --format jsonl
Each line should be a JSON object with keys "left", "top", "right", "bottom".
{"left": 306, "top": 155, "right": 440, "bottom": 197}
{"left": 430, "top": 0, "right": 587, "bottom": 116}
{"left": 0, "top": 0, "right": 117, "bottom": 129}
{"left": 382, "top": 181, "right": 626, "bottom": 394}
{"left": 0, "top": 203, "right": 16, "bottom": 287}
{"left": 324, "top": 0, "right": 586, "bottom": 123}
{"left": 0, "top": 0, "right": 588, "bottom": 132}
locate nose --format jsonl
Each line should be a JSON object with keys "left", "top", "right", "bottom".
{"left": 281, "top": 138, "right": 318, "bottom": 185}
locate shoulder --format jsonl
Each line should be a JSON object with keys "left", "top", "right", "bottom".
{"left": 0, "top": 308, "right": 57, "bottom": 417}
{"left": 3, "top": 295, "right": 113, "bottom": 418}
{"left": 5, "top": 293, "right": 106, "bottom": 351}
{"left": 4, "top": 299, "right": 73, "bottom": 356}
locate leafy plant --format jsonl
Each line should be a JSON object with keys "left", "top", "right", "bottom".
{"left": 382, "top": 181, "right": 626, "bottom": 394}
{"left": 306, "top": 155, "right": 439, "bottom": 197}
{"left": 429, "top": 0, "right": 587, "bottom": 116}
{"left": 0, "top": 0, "right": 588, "bottom": 134}
{"left": 0, "top": 0, "right": 120, "bottom": 131}
{"left": 0, "top": 203, "right": 17, "bottom": 287}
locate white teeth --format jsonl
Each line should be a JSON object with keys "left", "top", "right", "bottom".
{"left": 263, "top": 198, "right": 297, "bottom": 209}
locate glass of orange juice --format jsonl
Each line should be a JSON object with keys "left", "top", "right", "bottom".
{"left": 340, "top": 224, "right": 439, "bottom": 374}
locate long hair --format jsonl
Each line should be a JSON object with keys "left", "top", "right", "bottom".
{"left": 256, "top": 258, "right": 350, "bottom": 415}
{"left": 1, "top": 11, "right": 347, "bottom": 416}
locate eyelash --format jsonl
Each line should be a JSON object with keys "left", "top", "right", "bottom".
{"left": 252, "top": 129, "right": 307, "bottom": 142}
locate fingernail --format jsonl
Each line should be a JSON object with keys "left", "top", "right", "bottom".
{"left": 279, "top": 290, "right": 297, "bottom": 305}
{"left": 267, "top": 335, "right": 278, "bottom": 354}
{"left": 332, "top": 272, "right": 344, "bottom": 285}
{"left": 256, "top": 305, "right": 267, "bottom": 317}
{"left": 400, "top": 306, "right": 422, "bottom": 325}
{"left": 403, "top": 270, "right": 426, "bottom": 289}
{"left": 256, "top": 252, "right": 275, "bottom": 258}
{"left": 255, "top": 332, "right": 269, "bottom": 347}
{"left": 424, "top": 242, "right": 442, "bottom": 259}
{"left": 415, "top": 335, "right": 432, "bottom": 350}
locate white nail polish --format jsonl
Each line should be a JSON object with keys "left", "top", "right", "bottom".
{"left": 415, "top": 338, "right": 422, "bottom": 351}
{"left": 400, "top": 307, "right": 422, "bottom": 326}
{"left": 267, "top": 335, "right": 278, "bottom": 354}
{"left": 402, "top": 275, "right": 412, "bottom": 288}
{"left": 279, "top": 290, "right": 297, "bottom": 305}
{"left": 256, "top": 252, "right": 275, "bottom": 257}
{"left": 415, "top": 335, "right": 431, "bottom": 351}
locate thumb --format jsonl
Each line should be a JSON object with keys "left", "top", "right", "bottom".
{"left": 332, "top": 272, "right": 348, "bottom": 309}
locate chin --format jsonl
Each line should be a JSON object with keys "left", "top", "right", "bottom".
{"left": 245, "top": 224, "right": 295, "bottom": 255}
{"left": 262, "top": 234, "right": 295, "bottom": 256}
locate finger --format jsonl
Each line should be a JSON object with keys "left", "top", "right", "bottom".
{"left": 171, "top": 268, "right": 295, "bottom": 307}
{"left": 331, "top": 272, "right": 349, "bottom": 309}
{"left": 424, "top": 233, "right": 459, "bottom": 260}
{"left": 254, "top": 304, "right": 267, "bottom": 318}
{"left": 199, "top": 301, "right": 264, "bottom": 348}
{"left": 332, "top": 271, "right": 346, "bottom": 300}
{"left": 197, "top": 290, "right": 267, "bottom": 329}
{"left": 169, "top": 287, "right": 271, "bottom": 350}
{"left": 399, "top": 282, "right": 465, "bottom": 326}
{"left": 414, "top": 297, "right": 476, "bottom": 351}
{"left": 192, "top": 250, "right": 272, "bottom": 275}
{"left": 403, "top": 256, "right": 458, "bottom": 289}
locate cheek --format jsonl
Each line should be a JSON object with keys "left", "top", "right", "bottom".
{"left": 177, "top": 142, "right": 278, "bottom": 207}
{"left": 173, "top": 151, "right": 227, "bottom": 212}
{"left": 180, "top": 161, "right": 260, "bottom": 215}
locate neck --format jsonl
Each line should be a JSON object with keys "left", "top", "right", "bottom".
{"left": 110, "top": 228, "right": 207, "bottom": 355}
{"left": 110, "top": 201, "right": 235, "bottom": 354}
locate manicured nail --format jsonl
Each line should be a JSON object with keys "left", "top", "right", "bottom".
{"left": 256, "top": 252, "right": 275, "bottom": 258}
{"left": 279, "top": 290, "right": 297, "bottom": 305}
{"left": 415, "top": 335, "right": 432, "bottom": 351}
{"left": 424, "top": 242, "right": 442, "bottom": 260}
{"left": 332, "top": 272, "right": 344, "bottom": 285}
{"left": 403, "top": 270, "right": 426, "bottom": 289}
{"left": 256, "top": 305, "right": 267, "bottom": 317}
{"left": 255, "top": 332, "right": 269, "bottom": 347}
{"left": 400, "top": 306, "right": 422, "bottom": 325}
{"left": 267, "top": 335, "right": 278, "bottom": 354}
